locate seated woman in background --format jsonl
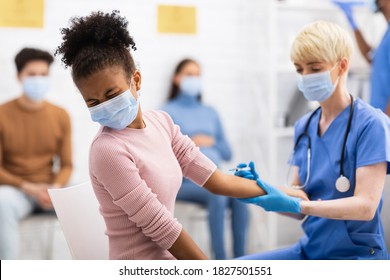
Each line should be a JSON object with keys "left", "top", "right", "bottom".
{"left": 162, "top": 59, "right": 249, "bottom": 260}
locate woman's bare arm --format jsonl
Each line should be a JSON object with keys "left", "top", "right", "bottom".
{"left": 300, "top": 162, "right": 386, "bottom": 220}
{"left": 278, "top": 166, "right": 307, "bottom": 220}
{"left": 203, "top": 169, "right": 265, "bottom": 198}
{"left": 203, "top": 169, "right": 308, "bottom": 201}
{"left": 354, "top": 29, "right": 373, "bottom": 64}
{"left": 168, "top": 229, "right": 208, "bottom": 260}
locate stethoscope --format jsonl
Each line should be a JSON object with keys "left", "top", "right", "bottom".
{"left": 286, "top": 94, "right": 355, "bottom": 193}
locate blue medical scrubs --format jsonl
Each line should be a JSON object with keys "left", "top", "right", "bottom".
{"left": 238, "top": 99, "right": 390, "bottom": 260}
{"left": 370, "top": 22, "right": 390, "bottom": 112}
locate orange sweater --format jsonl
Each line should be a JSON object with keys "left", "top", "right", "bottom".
{"left": 0, "top": 99, "right": 72, "bottom": 187}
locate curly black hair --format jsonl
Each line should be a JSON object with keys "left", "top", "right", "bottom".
{"left": 55, "top": 10, "right": 137, "bottom": 82}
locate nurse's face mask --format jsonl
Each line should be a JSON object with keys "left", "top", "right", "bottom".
{"left": 297, "top": 63, "right": 340, "bottom": 102}
{"left": 88, "top": 79, "right": 140, "bottom": 130}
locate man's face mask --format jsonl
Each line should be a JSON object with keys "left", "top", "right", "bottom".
{"left": 23, "top": 76, "right": 50, "bottom": 102}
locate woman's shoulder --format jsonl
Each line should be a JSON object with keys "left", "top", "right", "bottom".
{"left": 160, "top": 101, "right": 175, "bottom": 113}
{"left": 90, "top": 127, "right": 126, "bottom": 154}
{"left": 354, "top": 98, "right": 389, "bottom": 129}
{"left": 203, "top": 104, "right": 219, "bottom": 114}
{"left": 145, "top": 109, "right": 173, "bottom": 122}
{"left": 355, "top": 98, "right": 385, "bottom": 117}
{"left": 144, "top": 109, "right": 176, "bottom": 130}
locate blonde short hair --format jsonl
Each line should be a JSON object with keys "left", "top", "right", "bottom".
{"left": 290, "top": 21, "right": 353, "bottom": 64}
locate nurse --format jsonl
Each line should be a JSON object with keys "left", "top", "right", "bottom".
{"left": 236, "top": 21, "right": 390, "bottom": 260}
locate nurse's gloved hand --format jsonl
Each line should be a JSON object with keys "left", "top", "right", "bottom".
{"left": 239, "top": 179, "right": 302, "bottom": 214}
{"left": 234, "top": 161, "right": 259, "bottom": 180}
{"left": 331, "top": 0, "right": 358, "bottom": 30}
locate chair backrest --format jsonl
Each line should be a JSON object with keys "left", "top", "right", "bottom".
{"left": 48, "top": 181, "right": 109, "bottom": 260}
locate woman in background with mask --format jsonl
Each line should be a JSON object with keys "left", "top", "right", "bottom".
{"left": 235, "top": 21, "right": 390, "bottom": 259}
{"left": 162, "top": 59, "right": 249, "bottom": 260}
{"left": 56, "top": 11, "right": 306, "bottom": 260}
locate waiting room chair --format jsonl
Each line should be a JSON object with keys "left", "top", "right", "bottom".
{"left": 19, "top": 210, "right": 59, "bottom": 259}
{"left": 48, "top": 181, "right": 108, "bottom": 259}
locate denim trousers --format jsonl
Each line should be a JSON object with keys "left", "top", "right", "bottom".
{"left": 0, "top": 185, "right": 36, "bottom": 259}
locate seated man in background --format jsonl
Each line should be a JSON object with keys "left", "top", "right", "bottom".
{"left": 0, "top": 47, "right": 72, "bottom": 260}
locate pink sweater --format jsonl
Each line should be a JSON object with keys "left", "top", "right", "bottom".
{"left": 89, "top": 110, "right": 217, "bottom": 260}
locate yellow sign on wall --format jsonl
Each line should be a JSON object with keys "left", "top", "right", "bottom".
{"left": 157, "top": 5, "right": 196, "bottom": 34}
{"left": 0, "top": 0, "right": 44, "bottom": 28}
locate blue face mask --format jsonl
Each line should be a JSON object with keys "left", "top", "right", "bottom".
{"left": 180, "top": 76, "right": 201, "bottom": 96}
{"left": 88, "top": 89, "right": 140, "bottom": 130}
{"left": 23, "top": 76, "right": 50, "bottom": 102}
{"left": 297, "top": 65, "right": 339, "bottom": 102}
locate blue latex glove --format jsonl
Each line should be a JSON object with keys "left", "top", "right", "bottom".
{"left": 234, "top": 161, "right": 259, "bottom": 180}
{"left": 239, "top": 179, "right": 302, "bottom": 214}
{"left": 331, "top": 0, "right": 359, "bottom": 30}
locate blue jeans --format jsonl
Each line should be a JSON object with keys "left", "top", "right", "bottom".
{"left": 177, "top": 179, "right": 249, "bottom": 259}
{"left": 0, "top": 185, "right": 37, "bottom": 259}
